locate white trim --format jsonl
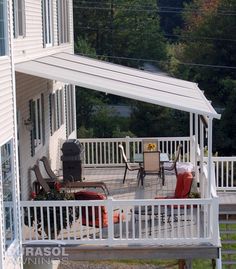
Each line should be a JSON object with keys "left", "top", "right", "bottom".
{"left": 0, "top": 0, "right": 8, "bottom": 56}
{"left": 43, "top": 0, "right": 53, "bottom": 47}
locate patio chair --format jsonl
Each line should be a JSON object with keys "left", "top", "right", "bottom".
{"left": 118, "top": 144, "right": 141, "bottom": 184}
{"left": 163, "top": 144, "right": 183, "bottom": 176}
{"left": 139, "top": 151, "right": 162, "bottom": 186}
{"left": 40, "top": 156, "right": 61, "bottom": 182}
{"left": 40, "top": 156, "right": 109, "bottom": 195}
{"left": 156, "top": 172, "right": 193, "bottom": 200}
{"left": 154, "top": 172, "right": 194, "bottom": 224}
{"left": 31, "top": 164, "right": 109, "bottom": 196}
{"left": 74, "top": 190, "right": 123, "bottom": 228}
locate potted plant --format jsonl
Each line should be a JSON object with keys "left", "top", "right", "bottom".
{"left": 24, "top": 183, "right": 79, "bottom": 239}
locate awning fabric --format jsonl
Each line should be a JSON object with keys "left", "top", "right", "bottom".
{"left": 15, "top": 52, "right": 220, "bottom": 119}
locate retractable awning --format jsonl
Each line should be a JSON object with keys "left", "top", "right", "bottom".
{"left": 15, "top": 52, "right": 220, "bottom": 119}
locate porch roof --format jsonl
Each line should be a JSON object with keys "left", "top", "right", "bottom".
{"left": 15, "top": 52, "right": 220, "bottom": 119}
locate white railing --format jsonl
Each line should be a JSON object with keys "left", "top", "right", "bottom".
{"left": 79, "top": 137, "right": 191, "bottom": 167}
{"left": 21, "top": 197, "right": 218, "bottom": 246}
{"left": 210, "top": 157, "right": 236, "bottom": 191}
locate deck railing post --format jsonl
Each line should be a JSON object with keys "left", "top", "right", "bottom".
{"left": 211, "top": 196, "right": 219, "bottom": 246}
{"left": 107, "top": 197, "right": 114, "bottom": 246}
{"left": 125, "top": 136, "right": 131, "bottom": 161}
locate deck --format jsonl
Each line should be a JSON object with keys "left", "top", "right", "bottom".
{"left": 83, "top": 166, "right": 176, "bottom": 199}
{"left": 21, "top": 167, "right": 220, "bottom": 261}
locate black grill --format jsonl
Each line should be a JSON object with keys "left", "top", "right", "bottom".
{"left": 61, "top": 139, "right": 84, "bottom": 182}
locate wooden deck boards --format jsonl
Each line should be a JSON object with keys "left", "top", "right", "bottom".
{"left": 83, "top": 167, "right": 177, "bottom": 199}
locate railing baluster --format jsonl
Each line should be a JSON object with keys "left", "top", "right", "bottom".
{"left": 60, "top": 206, "right": 64, "bottom": 240}
{"left": 72, "top": 206, "right": 76, "bottom": 240}
{"left": 47, "top": 206, "right": 51, "bottom": 240}
{"left": 20, "top": 197, "right": 216, "bottom": 246}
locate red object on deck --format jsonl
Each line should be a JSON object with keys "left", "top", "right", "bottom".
{"left": 74, "top": 191, "right": 121, "bottom": 228}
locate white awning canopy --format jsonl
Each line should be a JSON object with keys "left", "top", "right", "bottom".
{"left": 15, "top": 52, "right": 220, "bottom": 119}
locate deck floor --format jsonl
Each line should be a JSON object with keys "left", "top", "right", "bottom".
{"left": 83, "top": 167, "right": 177, "bottom": 199}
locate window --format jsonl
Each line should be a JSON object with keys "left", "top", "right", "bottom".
{"left": 13, "top": 0, "right": 25, "bottom": 38}
{"left": 1, "top": 139, "right": 15, "bottom": 249}
{"left": 57, "top": 0, "right": 69, "bottom": 44}
{"left": 50, "top": 88, "right": 64, "bottom": 135}
{"left": 42, "top": 0, "right": 53, "bottom": 47}
{"left": 65, "top": 85, "right": 75, "bottom": 137}
{"left": 29, "top": 94, "right": 45, "bottom": 156}
{"left": 0, "top": 0, "right": 7, "bottom": 56}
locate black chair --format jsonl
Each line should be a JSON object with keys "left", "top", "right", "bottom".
{"left": 118, "top": 144, "right": 141, "bottom": 184}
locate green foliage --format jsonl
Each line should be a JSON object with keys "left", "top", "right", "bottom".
{"left": 74, "top": 37, "right": 97, "bottom": 57}
{"left": 73, "top": 0, "right": 167, "bottom": 67}
{"left": 130, "top": 102, "right": 189, "bottom": 137}
{"left": 169, "top": 0, "right": 236, "bottom": 104}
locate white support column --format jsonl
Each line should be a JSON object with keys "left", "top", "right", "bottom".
{"left": 207, "top": 117, "right": 213, "bottom": 197}
{"left": 189, "top": 113, "right": 194, "bottom": 163}
{"left": 200, "top": 120, "right": 204, "bottom": 196}
{"left": 194, "top": 113, "right": 199, "bottom": 171}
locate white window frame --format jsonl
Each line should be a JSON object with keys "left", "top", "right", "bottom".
{"left": 42, "top": 0, "right": 53, "bottom": 47}
{"left": 32, "top": 95, "right": 43, "bottom": 151}
{"left": 13, "top": 0, "right": 25, "bottom": 38}
{"left": 0, "top": 139, "right": 15, "bottom": 249}
{"left": 57, "top": 0, "right": 69, "bottom": 44}
{"left": 50, "top": 88, "right": 64, "bottom": 135}
{"left": 0, "top": 0, "right": 7, "bottom": 56}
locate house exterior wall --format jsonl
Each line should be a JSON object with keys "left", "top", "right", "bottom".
{"left": 0, "top": 0, "right": 22, "bottom": 268}
{"left": 13, "top": 0, "right": 74, "bottom": 63}
{"left": 13, "top": 0, "right": 76, "bottom": 200}
{"left": 16, "top": 74, "right": 76, "bottom": 200}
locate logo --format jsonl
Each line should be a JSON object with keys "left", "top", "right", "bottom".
{"left": 23, "top": 246, "right": 69, "bottom": 265}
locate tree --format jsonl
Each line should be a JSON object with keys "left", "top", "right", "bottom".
{"left": 169, "top": 0, "right": 236, "bottom": 104}
{"left": 168, "top": 0, "right": 236, "bottom": 154}
{"left": 73, "top": 0, "right": 167, "bottom": 67}
{"left": 129, "top": 102, "right": 189, "bottom": 138}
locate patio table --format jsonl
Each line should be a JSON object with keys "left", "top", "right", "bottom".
{"left": 133, "top": 153, "right": 169, "bottom": 163}
{"left": 133, "top": 153, "right": 170, "bottom": 185}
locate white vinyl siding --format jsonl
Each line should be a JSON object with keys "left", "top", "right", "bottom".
{"left": 0, "top": 62, "right": 14, "bottom": 142}
{"left": 0, "top": 0, "right": 7, "bottom": 55}
{"left": 57, "top": 0, "right": 69, "bottom": 44}
{"left": 13, "top": 0, "right": 26, "bottom": 38}
{"left": 42, "top": 0, "right": 53, "bottom": 47}
{"left": 13, "top": 0, "right": 73, "bottom": 62}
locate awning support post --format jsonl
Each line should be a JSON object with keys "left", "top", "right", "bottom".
{"left": 207, "top": 117, "right": 213, "bottom": 197}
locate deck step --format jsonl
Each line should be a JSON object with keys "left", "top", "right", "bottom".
{"left": 219, "top": 210, "right": 236, "bottom": 214}
{"left": 222, "top": 261, "right": 236, "bottom": 265}
{"left": 219, "top": 220, "right": 236, "bottom": 224}
{"left": 221, "top": 240, "right": 236, "bottom": 244}
{"left": 220, "top": 230, "right": 236, "bottom": 234}
{"left": 222, "top": 250, "right": 236, "bottom": 255}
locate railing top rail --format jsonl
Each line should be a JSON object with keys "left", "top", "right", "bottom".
{"left": 79, "top": 136, "right": 191, "bottom": 142}
{"left": 210, "top": 156, "right": 236, "bottom": 161}
{"left": 20, "top": 197, "right": 213, "bottom": 207}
